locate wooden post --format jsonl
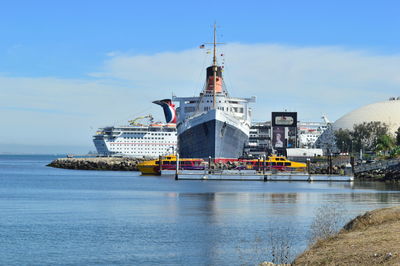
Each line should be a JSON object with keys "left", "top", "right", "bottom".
{"left": 328, "top": 153, "right": 333, "bottom": 175}
{"left": 350, "top": 156, "right": 355, "bottom": 175}
{"left": 208, "top": 156, "right": 212, "bottom": 174}
{"left": 175, "top": 153, "right": 179, "bottom": 180}
{"left": 306, "top": 158, "right": 311, "bottom": 175}
{"left": 262, "top": 155, "right": 266, "bottom": 175}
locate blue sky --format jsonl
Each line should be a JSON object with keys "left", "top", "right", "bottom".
{"left": 1, "top": 0, "right": 400, "bottom": 153}
{"left": 3, "top": 0, "right": 400, "bottom": 77}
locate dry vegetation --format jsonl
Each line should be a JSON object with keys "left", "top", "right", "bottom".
{"left": 293, "top": 207, "right": 400, "bottom": 265}
{"left": 238, "top": 225, "right": 297, "bottom": 265}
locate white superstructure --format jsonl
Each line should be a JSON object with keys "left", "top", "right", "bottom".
{"left": 174, "top": 94, "right": 254, "bottom": 137}
{"left": 93, "top": 124, "right": 177, "bottom": 158}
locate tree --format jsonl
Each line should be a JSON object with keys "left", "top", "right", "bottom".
{"left": 375, "top": 134, "right": 395, "bottom": 155}
{"left": 351, "top": 121, "right": 389, "bottom": 152}
{"left": 390, "top": 146, "right": 400, "bottom": 158}
{"left": 396, "top": 126, "right": 400, "bottom": 146}
{"left": 334, "top": 128, "right": 352, "bottom": 153}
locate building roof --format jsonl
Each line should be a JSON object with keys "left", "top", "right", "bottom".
{"left": 333, "top": 99, "right": 400, "bottom": 134}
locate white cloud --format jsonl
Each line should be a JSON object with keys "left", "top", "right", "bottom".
{"left": 0, "top": 76, "right": 164, "bottom": 148}
{"left": 2, "top": 43, "right": 400, "bottom": 151}
{"left": 96, "top": 43, "right": 400, "bottom": 121}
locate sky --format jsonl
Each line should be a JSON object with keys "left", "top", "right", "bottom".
{"left": 1, "top": 0, "right": 400, "bottom": 153}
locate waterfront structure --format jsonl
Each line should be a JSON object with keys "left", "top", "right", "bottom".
{"left": 315, "top": 98, "right": 400, "bottom": 155}
{"left": 244, "top": 121, "right": 272, "bottom": 157}
{"left": 333, "top": 98, "right": 400, "bottom": 134}
{"left": 286, "top": 148, "right": 323, "bottom": 157}
{"left": 244, "top": 117, "right": 328, "bottom": 157}
{"left": 173, "top": 24, "right": 255, "bottom": 158}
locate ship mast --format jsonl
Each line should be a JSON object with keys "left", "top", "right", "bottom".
{"left": 212, "top": 23, "right": 217, "bottom": 109}
{"left": 201, "top": 23, "right": 223, "bottom": 109}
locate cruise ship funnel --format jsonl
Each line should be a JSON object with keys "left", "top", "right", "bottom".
{"left": 153, "top": 99, "right": 177, "bottom": 124}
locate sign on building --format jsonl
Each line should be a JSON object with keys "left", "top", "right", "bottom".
{"left": 271, "top": 112, "right": 298, "bottom": 154}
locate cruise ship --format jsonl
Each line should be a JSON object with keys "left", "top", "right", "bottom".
{"left": 93, "top": 99, "right": 177, "bottom": 158}
{"left": 298, "top": 121, "right": 328, "bottom": 148}
{"left": 173, "top": 25, "right": 255, "bottom": 158}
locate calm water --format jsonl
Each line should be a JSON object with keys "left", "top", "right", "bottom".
{"left": 1, "top": 155, "right": 400, "bottom": 265}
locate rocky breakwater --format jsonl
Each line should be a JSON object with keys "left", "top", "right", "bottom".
{"left": 47, "top": 157, "right": 144, "bottom": 171}
{"left": 309, "top": 163, "right": 349, "bottom": 175}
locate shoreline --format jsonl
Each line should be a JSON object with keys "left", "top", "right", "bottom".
{"left": 293, "top": 206, "right": 400, "bottom": 265}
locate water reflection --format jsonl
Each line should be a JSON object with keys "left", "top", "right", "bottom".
{"left": 3, "top": 155, "right": 400, "bottom": 265}
{"left": 162, "top": 181, "right": 400, "bottom": 264}
{"left": 352, "top": 181, "right": 400, "bottom": 191}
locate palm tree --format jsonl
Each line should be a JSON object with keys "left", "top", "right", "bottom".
{"left": 375, "top": 134, "right": 395, "bottom": 156}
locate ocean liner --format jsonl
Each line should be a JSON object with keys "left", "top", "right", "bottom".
{"left": 173, "top": 25, "right": 255, "bottom": 158}
{"left": 93, "top": 99, "right": 177, "bottom": 157}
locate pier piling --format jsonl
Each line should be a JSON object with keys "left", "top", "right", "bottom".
{"left": 175, "top": 154, "right": 179, "bottom": 180}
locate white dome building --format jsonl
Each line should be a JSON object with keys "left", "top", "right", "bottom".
{"left": 333, "top": 98, "right": 400, "bottom": 134}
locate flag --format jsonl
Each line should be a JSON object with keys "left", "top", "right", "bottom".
{"left": 199, "top": 44, "right": 205, "bottom": 49}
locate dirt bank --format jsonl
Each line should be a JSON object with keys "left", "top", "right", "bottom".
{"left": 293, "top": 207, "right": 400, "bottom": 265}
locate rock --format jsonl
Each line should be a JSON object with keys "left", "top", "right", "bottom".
{"left": 47, "top": 157, "right": 144, "bottom": 171}
{"left": 385, "top": 252, "right": 393, "bottom": 260}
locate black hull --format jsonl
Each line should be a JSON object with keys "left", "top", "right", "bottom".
{"left": 178, "top": 119, "right": 248, "bottom": 158}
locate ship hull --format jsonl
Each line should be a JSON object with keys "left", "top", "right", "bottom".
{"left": 178, "top": 110, "right": 249, "bottom": 158}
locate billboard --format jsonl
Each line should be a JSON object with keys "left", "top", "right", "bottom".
{"left": 272, "top": 126, "right": 285, "bottom": 148}
{"left": 272, "top": 112, "right": 297, "bottom": 127}
{"left": 271, "top": 112, "right": 298, "bottom": 153}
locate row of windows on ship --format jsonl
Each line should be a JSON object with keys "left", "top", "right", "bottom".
{"left": 113, "top": 128, "right": 176, "bottom": 132}
{"left": 110, "top": 143, "right": 175, "bottom": 146}
{"left": 114, "top": 137, "right": 176, "bottom": 142}
{"left": 122, "top": 132, "right": 176, "bottom": 136}
{"left": 184, "top": 106, "right": 245, "bottom": 113}
{"left": 111, "top": 147, "right": 173, "bottom": 152}
{"left": 186, "top": 96, "right": 240, "bottom": 104}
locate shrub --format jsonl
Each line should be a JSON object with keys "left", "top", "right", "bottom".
{"left": 308, "top": 203, "right": 348, "bottom": 245}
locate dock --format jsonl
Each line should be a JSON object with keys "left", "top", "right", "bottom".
{"left": 167, "top": 169, "right": 354, "bottom": 182}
